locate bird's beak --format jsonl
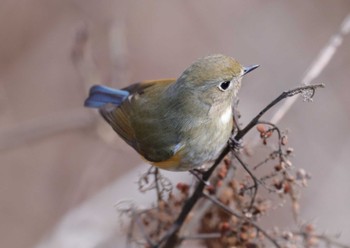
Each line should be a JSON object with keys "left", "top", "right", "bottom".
{"left": 243, "top": 64, "right": 260, "bottom": 76}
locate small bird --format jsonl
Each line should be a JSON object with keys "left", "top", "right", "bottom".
{"left": 85, "top": 54, "right": 258, "bottom": 171}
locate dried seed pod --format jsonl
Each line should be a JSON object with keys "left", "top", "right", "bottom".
{"left": 206, "top": 185, "right": 216, "bottom": 195}
{"left": 217, "top": 179, "right": 223, "bottom": 188}
{"left": 286, "top": 147, "right": 294, "bottom": 154}
{"left": 219, "top": 221, "right": 230, "bottom": 233}
{"left": 224, "top": 157, "right": 231, "bottom": 167}
{"left": 256, "top": 124, "right": 266, "bottom": 133}
{"left": 304, "top": 223, "right": 314, "bottom": 233}
{"left": 283, "top": 182, "right": 291, "bottom": 193}
{"left": 218, "top": 166, "right": 228, "bottom": 179}
{"left": 282, "top": 231, "right": 294, "bottom": 240}
{"left": 273, "top": 180, "right": 283, "bottom": 190}
{"left": 274, "top": 163, "right": 283, "bottom": 171}
{"left": 239, "top": 232, "right": 249, "bottom": 241}
{"left": 265, "top": 130, "right": 273, "bottom": 138}
{"left": 296, "top": 168, "right": 306, "bottom": 180}
{"left": 281, "top": 135, "right": 288, "bottom": 145}
{"left": 176, "top": 183, "right": 189, "bottom": 194}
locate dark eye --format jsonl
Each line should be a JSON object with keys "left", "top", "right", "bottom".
{"left": 219, "top": 81, "right": 231, "bottom": 91}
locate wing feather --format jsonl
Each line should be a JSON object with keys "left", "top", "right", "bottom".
{"left": 100, "top": 79, "right": 181, "bottom": 163}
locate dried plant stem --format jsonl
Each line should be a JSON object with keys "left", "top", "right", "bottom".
{"left": 154, "top": 168, "right": 162, "bottom": 202}
{"left": 232, "top": 152, "right": 260, "bottom": 210}
{"left": 236, "top": 84, "right": 324, "bottom": 141}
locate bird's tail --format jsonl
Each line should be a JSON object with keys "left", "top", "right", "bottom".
{"left": 84, "top": 85, "right": 129, "bottom": 108}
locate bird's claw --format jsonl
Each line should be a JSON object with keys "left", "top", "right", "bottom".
{"left": 229, "top": 137, "right": 243, "bottom": 150}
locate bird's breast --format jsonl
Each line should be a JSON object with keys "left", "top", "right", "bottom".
{"left": 176, "top": 104, "right": 233, "bottom": 170}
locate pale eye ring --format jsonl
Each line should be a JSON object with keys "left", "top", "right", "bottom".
{"left": 218, "top": 81, "right": 231, "bottom": 91}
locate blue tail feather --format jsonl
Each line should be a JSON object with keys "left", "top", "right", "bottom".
{"left": 84, "top": 85, "right": 129, "bottom": 108}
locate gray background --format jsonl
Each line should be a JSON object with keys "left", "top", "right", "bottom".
{"left": 1, "top": 1, "right": 349, "bottom": 247}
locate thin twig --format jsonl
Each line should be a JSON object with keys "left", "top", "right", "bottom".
{"left": 154, "top": 168, "right": 162, "bottom": 202}
{"left": 154, "top": 168, "right": 164, "bottom": 237}
{"left": 253, "top": 151, "right": 279, "bottom": 170}
{"left": 232, "top": 151, "right": 260, "bottom": 210}
{"left": 236, "top": 84, "right": 324, "bottom": 142}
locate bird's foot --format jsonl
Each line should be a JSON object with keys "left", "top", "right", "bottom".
{"left": 229, "top": 137, "right": 243, "bottom": 150}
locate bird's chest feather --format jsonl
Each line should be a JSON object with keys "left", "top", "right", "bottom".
{"left": 207, "top": 105, "right": 233, "bottom": 143}
{"left": 180, "top": 105, "right": 233, "bottom": 166}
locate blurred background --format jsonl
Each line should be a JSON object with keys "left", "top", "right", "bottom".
{"left": 1, "top": 1, "right": 349, "bottom": 247}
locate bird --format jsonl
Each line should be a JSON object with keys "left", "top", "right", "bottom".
{"left": 85, "top": 54, "right": 258, "bottom": 171}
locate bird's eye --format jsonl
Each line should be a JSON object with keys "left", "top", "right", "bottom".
{"left": 219, "top": 81, "right": 231, "bottom": 91}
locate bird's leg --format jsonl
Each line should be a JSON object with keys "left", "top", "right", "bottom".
{"left": 229, "top": 137, "right": 243, "bottom": 151}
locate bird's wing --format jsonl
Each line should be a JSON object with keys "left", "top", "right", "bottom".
{"left": 99, "top": 79, "right": 182, "bottom": 163}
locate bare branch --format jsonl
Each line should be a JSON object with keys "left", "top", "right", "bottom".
{"left": 235, "top": 84, "right": 324, "bottom": 142}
